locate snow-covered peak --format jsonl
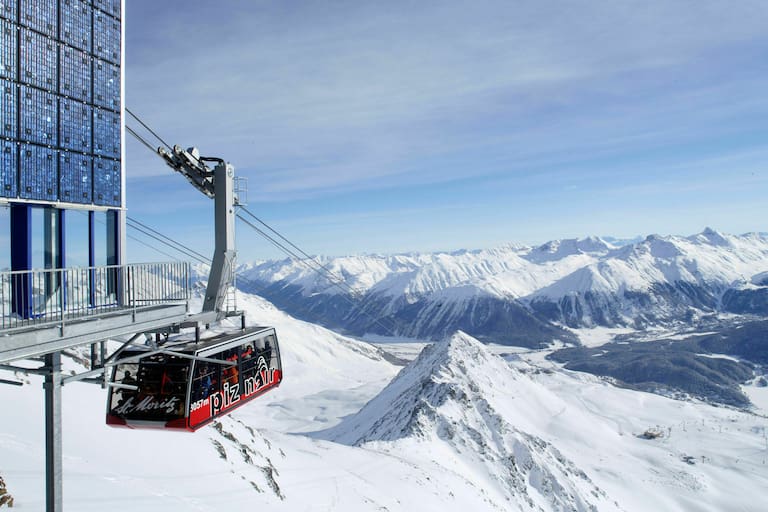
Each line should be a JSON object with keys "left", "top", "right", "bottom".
{"left": 320, "top": 331, "right": 616, "bottom": 510}
{"left": 322, "top": 330, "right": 544, "bottom": 444}
{"left": 241, "top": 230, "right": 768, "bottom": 334}
{"left": 632, "top": 234, "right": 685, "bottom": 259}
{"left": 526, "top": 236, "right": 614, "bottom": 263}
{"left": 691, "top": 227, "right": 732, "bottom": 247}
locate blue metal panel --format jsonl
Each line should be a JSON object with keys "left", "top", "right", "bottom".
{"left": 59, "top": 151, "right": 92, "bottom": 203}
{"left": 93, "top": 157, "right": 120, "bottom": 206}
{"left": 0, "top": 139, "right": 18, "bottom": 197}
{"left": 0, "top": 0, "right": 17, "bottom": 22}
{"left": 20, "top": 28, "right": 57, "bottom": 91}
{"left": 93, "top": 0, "right": 121, "bottom": 20}
{"left": 19, "top": 143, "right": 58, "bottom": 201}
{"left": 93, "top": 107, "right": 120, "bottom": 159}
{"left": 0, "top": 79, "right": 17, "bottom": 139}
{"left": 60, "top": 45, "right": 91, "bottom": 102}
{"left": 0, "top": 19, "right": 17, "bottom": 80}
{"left": 20, "top": 85, "right": 57, "bottom": 145}
{"left": 60, "top": 0, "right": 92, "bottom": 53}
{"left": 10, "top": 204, "right": 32, "bottom": 318}
{"left": 59, "top": 98, "right": 91, "bottom": 152}
{"left": 93, "top": 11, "right": 120, "bottom": 65}
{"left": 19, "top": 0, "right": 57, "bottom": 38}
{"left": 93, "top": 58, "right": 119, "bottom": 111}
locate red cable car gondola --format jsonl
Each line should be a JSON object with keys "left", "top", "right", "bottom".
{"left": 106, "top": 326, "right": 282, "bottom": 431}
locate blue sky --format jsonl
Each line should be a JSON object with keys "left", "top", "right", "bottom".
{"left": 123, "top": 0, "right": 768, "bottom": 261}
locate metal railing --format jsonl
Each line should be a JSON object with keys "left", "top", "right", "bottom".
{"left": 0, "top": 262, "right": 190, "bottom": 331}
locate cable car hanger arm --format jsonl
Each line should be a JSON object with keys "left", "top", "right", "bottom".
{"left": 157, "top": 145, "right": 216, "bottom": 198}
{"left": 155, "top": 142, "right": 237, "bottom": 317}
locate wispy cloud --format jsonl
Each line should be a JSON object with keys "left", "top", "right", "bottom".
{"left": 123, "top": 0, "right": 768, "bottom": 256}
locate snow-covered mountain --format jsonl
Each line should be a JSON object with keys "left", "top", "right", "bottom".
{"left": 240, "top": 229, "right": 768, "bottom": 342}
{"left": 3, "top": 292, "right": 767, "bottom": 511}
{"left": 319, "top": 332, "right": 617, "bottom": 511}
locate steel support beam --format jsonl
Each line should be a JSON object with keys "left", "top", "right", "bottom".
{"left": 44, "top": 352, "right": 63, "bottom": 512}
{"left": 88, "top": 211, "right": 96, "bottom": 307}
{"left": 0, "top": 303, "right": 191, "bottom": 364}
{"left": 203, "top": 162, "right": 236, "bottom": 315}
{"left": 106, "top": 210, "right": 122, "bottom": 304}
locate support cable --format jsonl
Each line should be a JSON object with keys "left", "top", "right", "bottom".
{"left": 237, "top": 206, "right": 366, "bottom": 296}
{"left": 127, "top": 217, "right": 210, "bottom": 264}
{"left": 125, "top": 108, "right": 400, "bottom": 336}
{"left": 236, "top": 214, "right": 399, "bottom": 335}
{"left": 126, "top": 220, "right": 209, "bottom": 266}
{"left": 126, "top": 108, "right": 173, "bottom": 151}
{"left": 76, "top": 210, "right": 182, "bottom": 262}
{"left": 126, "top": 232, "right": 179, "bottom": 261}
{"left": 235, "top": 214, "right": 343, "bottom": 288}
{"left": 125, "top": 125, "right": 158, "bottom": 154}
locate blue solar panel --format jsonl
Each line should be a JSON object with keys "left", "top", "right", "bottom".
{"left": 60, "top": 45, "right": 92, "bottom": 102}
{"left": 0, "top": 80, "right": 17, "bottom": 139}
{"left": 94, "top": 157, "right": 120, "bottom": 206}
{"left": 94, "top": 58, "right": 120, "bottom": 111}
{"left": 0, "top": 19, "right": 17, "bottom": 81}
{"left": 60, "top": 98, "right": 92, "bottom": 152}
{"left": 0, "top": 0, "right": 123, "bottom": 208}
{"left": 0, "top": 139, "right": 17, "bottom": 198}
{"left": 0, "top": 0, "right": 17, "bottom": 22}
{"left": 20, "top": 86, "right": 57, "bottom": 146}
{"left": 93, "top": 108, "right": 120, "bottom": 159}
{"left": 19, "top": 143, "right": 57, "bottom": 201}
{"left": 19, "top": 0, "right": 57, "bottom": 38}
{"left": 93, "top": 0, "right": 121, "bottom": 20}
{"left": 60, "top": 0, "right": 92, "bottom": 53}
{"left": 60, "top": 151, "right": 92, "bottom": 203}
{"left": 20, "top": 28, "right": 57, "bottom": 91}
{"left": 94, "top": 12, "right": 121, "bottom": 65}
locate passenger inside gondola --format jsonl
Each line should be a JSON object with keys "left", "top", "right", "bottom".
{"left": 109, "top": 354, "right": 188, "bottom": 421}
{"left": 115, "top": 368, "right": 138, "bottom": 408}
{"left": 224, "top": 349, "right": 239, "bottom": 387}
{"left": 192, "top": 363, "right": 217, "bottom": 401}
{"left": 262, "top": 340, "right": 272, "bottom": 365}
{"left": 107, "top": 327, "right": 282, "bottom": 431}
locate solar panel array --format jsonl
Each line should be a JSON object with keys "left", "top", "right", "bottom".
{"left": 0, "top": 0, "right": 121, "bottom": 207}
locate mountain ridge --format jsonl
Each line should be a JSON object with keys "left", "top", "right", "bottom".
{"left": 240, "top": 229, "right": 768, "bottom": 343}
{"left": 318, "top": 331, "right": 618, "bottom": 511}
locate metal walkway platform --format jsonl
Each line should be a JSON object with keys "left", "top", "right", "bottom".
{"left": 0, "top": 262, "right": 193, "bottom": 364}
{"left": 0, "top": 303, "right": 191, "bottom": 363}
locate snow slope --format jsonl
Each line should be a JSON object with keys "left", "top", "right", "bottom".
{"left": 320, "top": 332, "right": 618, "bottom": 511}
{"left": 320, "top": 332, "right": 768, "bottom": 511}
{"left": 1, "top": 293, "right": 767, "bottom": 511}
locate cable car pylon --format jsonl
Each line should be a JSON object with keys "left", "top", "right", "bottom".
{"left": 157, "top": 146, "right": 237, "bottom": 316}
{"left": 90, "top": 139, "right": 282, "bottom": 431}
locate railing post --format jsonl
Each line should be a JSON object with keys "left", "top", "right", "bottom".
{"left": 1, "top": 262, "right": 194, "bottom": 332}
{"left": 59, "top": 271, "right": 65, "bottom": 334}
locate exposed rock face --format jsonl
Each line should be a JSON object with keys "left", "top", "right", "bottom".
{"left": 0, "top": 476, "right": 14, "bottom": 508}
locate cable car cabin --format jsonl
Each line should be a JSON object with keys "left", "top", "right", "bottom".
{"left": 106, "top": 327, "right": 282, "bottom": 431}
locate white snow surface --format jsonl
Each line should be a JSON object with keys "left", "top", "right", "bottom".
{"left": 567, "top": 326, "right": 637, "bottom": 348}
{"left": 1, "top": 292, "right": 767, "bottom": 511}
{"left": 241, "top": 230, "right": 768, "bottom": 306}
